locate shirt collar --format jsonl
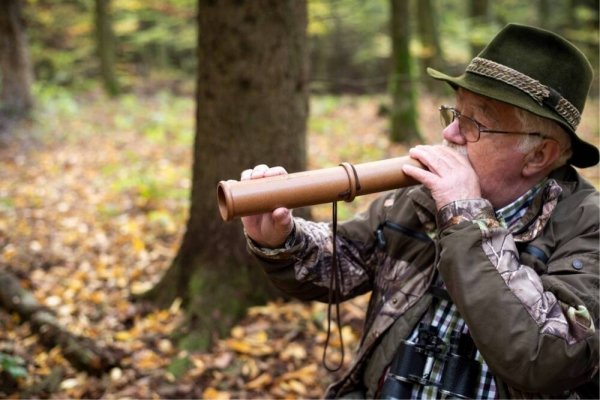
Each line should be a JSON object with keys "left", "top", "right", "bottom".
{"left": 495, "top": 179, "right": 547, "bottom": 231}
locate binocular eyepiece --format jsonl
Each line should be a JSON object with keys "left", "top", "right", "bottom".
{"left": 379, "top": 323, "right": 482, "bottom": 399}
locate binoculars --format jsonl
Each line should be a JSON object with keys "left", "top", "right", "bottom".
{"left": 380, "top": 323, "right": 481, "bottom": 399}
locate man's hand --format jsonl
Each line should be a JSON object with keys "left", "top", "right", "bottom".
{"left": 240, "top": 164, "right": 294, "bottom": 248}
{"left": 402, "top": 144, "right": 481, "bottom": 210}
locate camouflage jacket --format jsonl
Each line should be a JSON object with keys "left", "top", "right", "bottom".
{"left": 247, "top": 165, "right": 599, "bottom": 398}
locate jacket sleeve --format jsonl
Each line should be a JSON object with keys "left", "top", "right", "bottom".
{"left": 436, "top": 197, "right": 599, "bottom": 395}
{"left": 247, "top": 193, "right": 393, "bottom": 303}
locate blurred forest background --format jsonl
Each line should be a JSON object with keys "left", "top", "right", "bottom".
{"left": 0, "top": 0, "right": 598, "bottom": 398}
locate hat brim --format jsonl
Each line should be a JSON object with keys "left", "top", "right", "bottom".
{"left": 427, "top": 67, "right": 599, "bottom": 168}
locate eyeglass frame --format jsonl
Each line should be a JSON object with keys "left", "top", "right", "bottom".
{"left": 439, "top": 105, "right": 553, "bottom": 143}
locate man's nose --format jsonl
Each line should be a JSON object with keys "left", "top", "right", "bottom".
{"left": 442, "top": 119, "right": 467, "bottom": 145}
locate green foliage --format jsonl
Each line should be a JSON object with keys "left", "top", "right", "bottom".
{"left": 308, "top": 0, "right": 598, "bottom": 94}
{"left": 0, "top": 353, "right": 27, "bottom": 379}
{"left": 25, "top": 0, "right": 196, "bottom": 90}
{"left": 308, "top": 0, "right": 389, "bottom": 93}
{"left": 33, "top": 84, "right": 81, "bottom": 117}
{"left": 167, "top": 354, "right": 192, "bottom": 378}
{"left": 26, "top": 0, "right": 96, "bottom": 87}
{"left": 0, "top": 198, "right": 15, "bottom": 213}
{"left": 21, "top": 0, "right": 598, "bottom": 96}
{"left": 308, "top": 0, "right": 388, "bottom": 39}
{"left": 115, "top": 1, "right": 196, "bottom": 72}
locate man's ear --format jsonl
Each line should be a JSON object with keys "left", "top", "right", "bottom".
{"left": 522, "top": 139, "right": 562, "bottom": 177}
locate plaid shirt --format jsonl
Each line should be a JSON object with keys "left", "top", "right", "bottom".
{"left": 496, "top": 179, "right": 546, "bottom": 231}
{"left": 404, "top": 298, "right": 497, "bottom": 399}
{"left": 397, "top": 182, "right": 547, "bottom": 399}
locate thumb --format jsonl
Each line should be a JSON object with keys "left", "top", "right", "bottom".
{"left": 273, "top": 207, "right": 292, "bottom": 230}
{"left": 272, "top": 208, "right": 293, "bottom": 234}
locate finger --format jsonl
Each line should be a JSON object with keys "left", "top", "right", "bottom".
{"left": 272, "top": 207, "right": 292, "bottom": 225}
{"left": 241, "top": 169, "right": 253, "bottom": 180}
{"left": 413, "top": 145, "right": 465, "bottom": 173}
{"left": 272, "top": 207, "right": 293, "bottom": 235}
{"left": 241, "top": 214, "right": 258, "bottom": 227}
{"left": 408, "top": 146, "right": 446, "bottom": 174}
{"left": 402, "top": 164, "right": 436, "bottom": 186}
{"left": 264, "top": 166, "right": 288, "bottom": 178}
{"left": 251, "top": 164, "right": 269, "bottom": 179}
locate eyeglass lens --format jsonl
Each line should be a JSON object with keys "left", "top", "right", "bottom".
{"left": 439, "top": 107, "right": 454, "bottom": 127}
{"left": 439, "top": 107, "right": 478, "bottom": 142}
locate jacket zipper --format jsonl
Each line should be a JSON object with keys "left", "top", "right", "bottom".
{"left": 376, "top": 220, "right": 432, "bottom": 249}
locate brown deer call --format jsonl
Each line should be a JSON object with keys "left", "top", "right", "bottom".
{"left": 217, "top": 156, "right": 425, "bottom": 221}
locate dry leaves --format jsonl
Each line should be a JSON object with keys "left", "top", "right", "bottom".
{"left": 0, "top": 91, "right": 377, "bottom": 399}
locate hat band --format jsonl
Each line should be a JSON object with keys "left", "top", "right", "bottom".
{"left": 466, "top": 57, "right": 581, "bottom": 129}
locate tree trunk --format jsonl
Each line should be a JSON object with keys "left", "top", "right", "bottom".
{"left": 0, "top": 0, "right": 34, "bottom": 119}
{"left": 538, "top": 0, "right": 551, "bottom": 29}
{"left": 416, "top": 0, "right": 444, "bottom": 91}
{"left": 143, "top": 0, "right": 309, "bottom": 349}
{"left": 469, "top": 0, "right": 490, "bottom": 57}
{"left": 389, "top": 0, "right": 421, "bottom": 143}
{"left": 94, "top": 0, "right": 120, "bottom": 96}
{"left": 327, "top": 1, "right": 351, "bottom": 94}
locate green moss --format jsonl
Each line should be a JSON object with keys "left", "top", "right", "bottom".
{"left": 167, "top": 355, "right": 192, "bottom": 379}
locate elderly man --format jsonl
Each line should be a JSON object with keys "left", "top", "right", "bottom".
{"left": 241, "top": 24, "right": 599, "bottom": 398}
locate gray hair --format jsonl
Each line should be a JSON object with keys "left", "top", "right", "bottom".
{"left": 513, "top": 108, "right": 573, "bottom": 169}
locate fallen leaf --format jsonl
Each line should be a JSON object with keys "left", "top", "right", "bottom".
{"left": 245, "top": 372, "right": 272, "bottom": 390}
{"left": 202, "top": 387, "right": 230, "bottom": 400}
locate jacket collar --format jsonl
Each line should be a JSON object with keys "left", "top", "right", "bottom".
{"left": 405, "top": 167, "right": 574, "bottom": 243}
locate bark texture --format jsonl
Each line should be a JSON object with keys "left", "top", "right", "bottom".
{"left": 389, "top": 0, "right": 421, "bottom": 143}
{"left": 145, "top": 0, "right": 309, "bottom": 349}
{"left": 94, "top": 0, "right": 120, "bottom": 96}
{"left": 0, "top": 0, "right": 34, "bottom": 118}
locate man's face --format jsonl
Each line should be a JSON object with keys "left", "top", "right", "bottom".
{"left": 442, "top": 89, "right": 530, "bottom": 208}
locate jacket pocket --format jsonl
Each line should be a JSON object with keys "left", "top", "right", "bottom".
{"left": 375, "top": 220, "right": 434, "bottom": 268}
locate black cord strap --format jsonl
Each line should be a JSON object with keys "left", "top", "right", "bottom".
{"left": 322, "top": 200, "right": 345, "bottom": 372}
{"left": 322, "top": 162, "right": 362, "bottom": 372}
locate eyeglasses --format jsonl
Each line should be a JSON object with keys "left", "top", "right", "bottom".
{"left": 439, "top": 105, "right": 549, "bottom": 143}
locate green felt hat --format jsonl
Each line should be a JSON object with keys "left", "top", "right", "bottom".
{"left": 428, "top": 23, "right": 598, "bottom": 168}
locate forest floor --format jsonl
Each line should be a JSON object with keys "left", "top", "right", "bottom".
{"left": 0, "top": 87, "right": 597, "bottom": 399}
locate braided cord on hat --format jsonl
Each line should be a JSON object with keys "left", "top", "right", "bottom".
{"left": 466, "top": 57, "right": 581, "bottom": 129}
{"left": 556, "top": 97, "right": 581, "bottom": 128}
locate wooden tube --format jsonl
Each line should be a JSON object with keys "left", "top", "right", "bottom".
{"left": 217, "top": 156, "right": 424, "bottom": 221}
